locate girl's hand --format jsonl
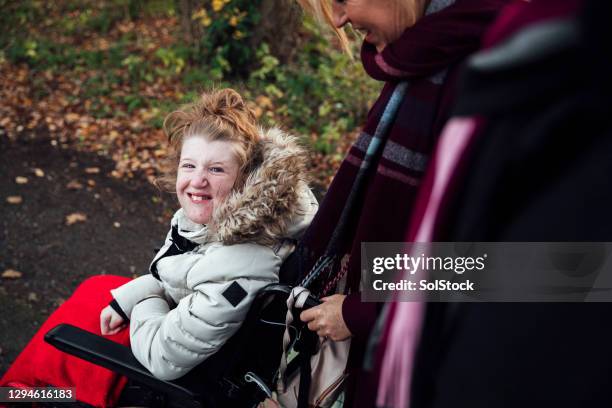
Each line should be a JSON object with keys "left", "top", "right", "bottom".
{"left": 299, "top": 294, "right": 351, "bottom": 341}
{"left": 258, "top": 399, "right": 280, "bottom": 408}
{"left": 100, "top": 305, "right": 126, "bottom": 335}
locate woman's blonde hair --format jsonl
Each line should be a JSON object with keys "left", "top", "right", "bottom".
{"left": 296, "top": 0, "right": 428, "bottom": 54}
{"left": 297, "top": 0, "right": 351, "bottom": 55}
{"left": 158, "top": 88, "right": 261, "bottom": 193}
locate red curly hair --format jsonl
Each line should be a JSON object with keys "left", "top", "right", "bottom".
{"left": 157, "top": 88, "right": 261, "bottom": 193}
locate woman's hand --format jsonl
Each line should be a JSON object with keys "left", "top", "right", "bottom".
{"left": 100, "top": 305, "right": 126, "bottom": 335}
{"left": 299, "top": 294, "right": 351, "bottom": 341}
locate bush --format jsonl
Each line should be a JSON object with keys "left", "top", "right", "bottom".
{"left": 189, "top": 1, "right": 262, "bottom": 78}
{"left": 244, "top": 17, "right": 378, "bottom": 153}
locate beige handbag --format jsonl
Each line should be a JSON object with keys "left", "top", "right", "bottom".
{"left": 276, "top": 287, "right": 350, "bottom": 408}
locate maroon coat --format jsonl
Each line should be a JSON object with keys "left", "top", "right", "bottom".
{"left": 297, "top": 1, "right": 509, "bottom": 406}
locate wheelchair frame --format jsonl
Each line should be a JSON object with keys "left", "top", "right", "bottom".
{"left": 44, "top": 283, "right": 319, "bottom": 408}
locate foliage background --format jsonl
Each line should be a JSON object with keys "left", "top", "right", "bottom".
{"left": 0, "top": 0, "right": 380, "bottom": 191}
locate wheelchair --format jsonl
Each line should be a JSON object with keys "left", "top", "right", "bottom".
{"left": 44, "top": 278, "right": 320, "bottom": 408}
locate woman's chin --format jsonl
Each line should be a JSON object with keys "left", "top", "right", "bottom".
{"left": 364, "top": 34, "right": 386, "bottom": 52}
{"left": 373, "top": 39, "right": 388, "bottom": 52}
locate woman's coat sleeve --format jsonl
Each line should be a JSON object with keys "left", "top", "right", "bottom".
{"left": 129, "top": 243, "right": 280, "bottom": 381}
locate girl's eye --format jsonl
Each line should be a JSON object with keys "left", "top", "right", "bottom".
{"left": 210, "top": 167, "right": 224, "bottom": 173}
{"left": 180, "top": 163, "right": 195, "bottom": 169}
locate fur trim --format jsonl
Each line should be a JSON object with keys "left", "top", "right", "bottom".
{"left": 209, "top": 127, "right": 309, "bottom": 246}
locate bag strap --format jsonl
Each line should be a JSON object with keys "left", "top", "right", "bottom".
{"left": 298, "top": 354, "right": 312, "bottom": 408}
{"left": 277, "top": 287, "right": 323, "bottom": 408}
{"left": 300, "top": 81, "right": 410, "bottom": 291}
{"left": 277, "top": 287, "right": 313, "bottom": 391}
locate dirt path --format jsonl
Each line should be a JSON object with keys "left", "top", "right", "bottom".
{"left": 0, "top": 133, "right": 176, "bottom": 374}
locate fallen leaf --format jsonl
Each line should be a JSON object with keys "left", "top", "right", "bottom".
{"left": 87, "top": 179, "right": 96, "bottom": 187}
{"left": 65, "top": 212, "right": 87, "bottom": 225}
{"left": 15, "top": 176, "right": 28, "bottom": 184}
{"left": 85, "top": 167, "right": 100, "bottom": 174}
{"left": 28, "top": 292, "right": 39, "bottom": 302}
{"left": 6, "top": 196, "right": 23, "bottom": 204}
{"left": 113, "top": 221, "right": 121, "bottom": 228}
{"left": 65, "top": 112, "right": 80, "bottom": 123}
{"left": 2, "top": 269, "right": 22, "bottom": 279}
{"left": 252, "top": 106, "right": 263, "bottom": 119}
{"left": 255, "top": 95, "right": 273, "bottom": 109}
{"left": 33, "top": 168, "right": 45, "bottom": 177}
{"left": 66, "top": 180, "right": 83, "bottom": 190}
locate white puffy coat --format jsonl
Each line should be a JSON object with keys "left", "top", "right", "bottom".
{"left": 110, "top": 128, "right": 317, "bottom": 381}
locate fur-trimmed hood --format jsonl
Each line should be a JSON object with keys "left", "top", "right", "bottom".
{"left": 172, "top": 127, "right": 317, "bottom": 246}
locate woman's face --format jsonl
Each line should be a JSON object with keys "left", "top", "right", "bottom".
{"left": 176, "top": 135, "right": 240, "bottom": 225}
{"left": 332, "top": 0, "right": 414, "bottom": 52}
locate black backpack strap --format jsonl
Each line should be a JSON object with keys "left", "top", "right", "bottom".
{"left": 295, "top": 327, "right": 318, "bottom": 408}
{"left": 298, "top": 353, "right": 312, "bottom": 408}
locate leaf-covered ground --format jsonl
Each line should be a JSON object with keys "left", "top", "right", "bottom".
{"left": 0, "top": 131, "right": 178, "bottom": 374}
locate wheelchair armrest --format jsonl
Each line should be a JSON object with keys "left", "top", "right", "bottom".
{"left": 44, "top": 324, "right": 204, "bottom": 404}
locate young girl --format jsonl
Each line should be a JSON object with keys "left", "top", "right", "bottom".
{"left": 1, "top": 88, "right": 317, "bottom": 406}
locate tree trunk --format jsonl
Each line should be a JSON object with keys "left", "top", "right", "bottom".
{"left": 176, "top": 0, "right": 200, "bottom": 45}
{"left": 249, "top": 0, "right": 302, "bottom": 64}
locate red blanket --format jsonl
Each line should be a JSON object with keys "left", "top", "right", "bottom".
{"left": 1, "top": 275, "right": 131, "bottom": 407}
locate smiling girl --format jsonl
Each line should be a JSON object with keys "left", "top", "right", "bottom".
{"left": 1, "top": 88, "right": 318, "bottom": 406}
{"left": 100, "top": 88, "right": 318, "bottom": 379}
